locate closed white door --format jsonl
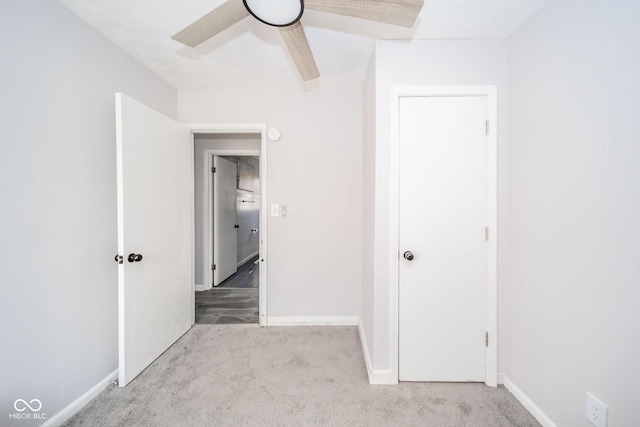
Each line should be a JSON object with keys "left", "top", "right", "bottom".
{"left": 398, "top": 95, "right": 489, "bottom": 382}
{"left": 213, "top": 156, "right": 238, "bottom": 285}
{"left": 115, "top": 93, "right": 193, "bottom": 386}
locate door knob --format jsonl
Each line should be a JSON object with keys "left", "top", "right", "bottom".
{"left": 403, "top": 251, "right": 414, "bottom": 261}
{"left": 127, "top": 253, "right": 143, "bottom": 263}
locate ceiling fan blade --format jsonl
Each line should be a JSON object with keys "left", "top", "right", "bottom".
{"left": 305, "top": 0, "right": 424, "bottom": 28}
{"left": 172, "top": 0, "right": 250, "bottom": 47}
{"left": 279, "top": 22, "right": 320, "bottom": 81}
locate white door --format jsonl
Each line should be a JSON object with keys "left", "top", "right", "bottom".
{"left": 398, "top": 95, "right": 489, "bottom": 382}
{"left": 213, "top": 156, "right": 238, "bottom": 285}
{"left": 116, "top": 93, "right": 192, "bottom": 387}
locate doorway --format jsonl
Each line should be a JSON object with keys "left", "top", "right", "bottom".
{"left": 390, "top": 87, "right": 498, "bottom": 386}
{"left": 191, "top": 129, "right": 268, "bottom": 326}
{"left": 198, "top": 154, "right": 260, "bottom": 324}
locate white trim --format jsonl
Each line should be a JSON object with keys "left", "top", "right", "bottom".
{"left": 358, "top": 321, "right": 374, "bottom": 377}
{"left": 390, "top": 86, "right": 498, "bottom": 386}
{"left": 358, "top": 322, "right": 395, "bottom": 385}
{"left": 188, "top": 132, "right": 196, "bottom": 326}
{"left": 368, "top": 370, "right": 394, "bottom": 385}
{"left": 190, "top": 123, "right": 267, "bottom": 134}
{"left": 485, "top": 87, "right": 498, "bottom": 386}
{"left": 237, "top": 250, "right": 260, "bottom": 268}
{"left": 204, "top": 152, "right": 213, "bottom": 290}
{"left": 267, "top": 316, "right": 359, "bottom": 326}
{"left": 42, "top": 369, "right": 118, "bottom": 427}
{"left": 189, "top": 124, "right": 268, "bottom": 327}
{"left": 497, "top": 372, "right": 506, "bottom": 384}
{"left": 499, "top": 373, "right": 558, "bottom": 427}
{"left": 194, "top": 284, "right": 206, "bottom": 292}
{"left": 258, "top": 130, "right": 268, "bottom": 327}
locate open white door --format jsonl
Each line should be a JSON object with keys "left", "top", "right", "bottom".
{"left": 116, "top": 93, "right": 192, "bottom": 387}
{"left": 213, "top": 156, "right": 238, "bottom": 286}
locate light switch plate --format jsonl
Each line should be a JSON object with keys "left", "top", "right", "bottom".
{"left": 270, "top": 204, "right": 279, "bottom": 217}
{"left": 280, "top": 205, "right": 287, "bottom": 217}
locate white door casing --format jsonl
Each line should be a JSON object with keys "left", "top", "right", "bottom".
{"left": 391, "top": 86, "right": 498, "bottom": 386}
{"left": 116, "top": 93, "right": 193, "bottom": 387}
{"left": 213, "top": 156, "right": 238, "bottom": 286}
{"left": 193, "top": 125, "right": 268, "bottom": 327}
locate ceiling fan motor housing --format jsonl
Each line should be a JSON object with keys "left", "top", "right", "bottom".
{"left": 243, "top": 0, "right": 304, "bottom": 27}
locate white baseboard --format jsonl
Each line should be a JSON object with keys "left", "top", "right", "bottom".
{"left": 238, "top": 251, "right": 259, "bottom": 268}
{"left": 497, "top": 372, "right": 507, "bottom": 385}
{"left": 267, "top": 316, "right": 359, "bottom": 326}
{"left": 42, "top": 369, "right": 118, "bottom": 427}
{"left": 194, "top": 284, "right": 206, "bottom": 292}
{"left": 357, "top": 322, "right": 395, "bottom": 384}
{"left": 499, "top": 373, "right": 557, "bottom": 427}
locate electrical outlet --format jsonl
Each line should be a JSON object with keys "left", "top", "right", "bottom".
{"left": 586, "top": 393, "right": 608, "bottom": 427}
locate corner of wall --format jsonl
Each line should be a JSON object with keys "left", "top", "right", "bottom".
{"left": 358, "top": 321, "right": 394, "bottom": 385}
{"left": 498, "top": 374, "right": 558, "bottom": 427}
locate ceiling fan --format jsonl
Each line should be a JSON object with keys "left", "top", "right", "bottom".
{"left": 171, "top": 0, "right": 424, "bottom": 81}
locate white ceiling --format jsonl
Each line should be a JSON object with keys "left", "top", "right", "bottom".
{"left": 58, "top": 0, "right": 550, "bottom": 90}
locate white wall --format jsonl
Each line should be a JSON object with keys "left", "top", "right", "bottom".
{"left": 361, "top": 54, "right": 377, "bottom": 363}
{"left": 505, "top": 0, "right": 640, "bottom": 425}
{"left": 193, "top": 135, "right": 261, "bottom": 286}
{"left": 366, "top": 39, "right": 509, "bottom": 374}
{"left": 180, "top": 88, "right": 362, "bottom": 318}
{"left": 0, "top": 1, "right": 177, "bottom": 424}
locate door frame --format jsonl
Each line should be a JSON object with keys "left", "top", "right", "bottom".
{"left": 190, "top": 124, "right": 268, "bottom": 327}
{"left": 204, "top": 150, "right": 260, "bottom": 288}
{"left": 389, "top": 86, "right": 498, "bottom": 386}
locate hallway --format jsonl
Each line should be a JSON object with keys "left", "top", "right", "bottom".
{"left": 195, "top": 256, "right": 259, "bottom": 324}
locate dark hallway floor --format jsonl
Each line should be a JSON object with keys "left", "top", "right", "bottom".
{"left": 195, "top": 256, "right": 259, "bottom": 324}
{"left": 216, "top": 255, "right": 259, "bottom": 289}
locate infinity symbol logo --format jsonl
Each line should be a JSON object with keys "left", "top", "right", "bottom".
{"left": 14, "top": 399, "right": 42, "bottom": 412}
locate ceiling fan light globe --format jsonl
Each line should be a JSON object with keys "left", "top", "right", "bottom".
{"left": 243, "top": 0, "right": 304, "bottom": 27}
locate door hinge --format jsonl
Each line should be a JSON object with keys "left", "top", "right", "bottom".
{"left": 485, "top": 332, "right": 489, "bottom": 347}
{"left": 485, "top": 120, "right": 490, "bottom": 135}
{"left": 485, "top": 226, "right": 489, "bottom": 241}
{"left": 211, "top": 166, "right": 216, "bottom": 173}
{"left": 211, "top": 264, "right": 216, "bottom": 271}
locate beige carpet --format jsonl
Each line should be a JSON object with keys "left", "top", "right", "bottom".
{"left": 64, "top": 326, "right": 540, "bottom": 426}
